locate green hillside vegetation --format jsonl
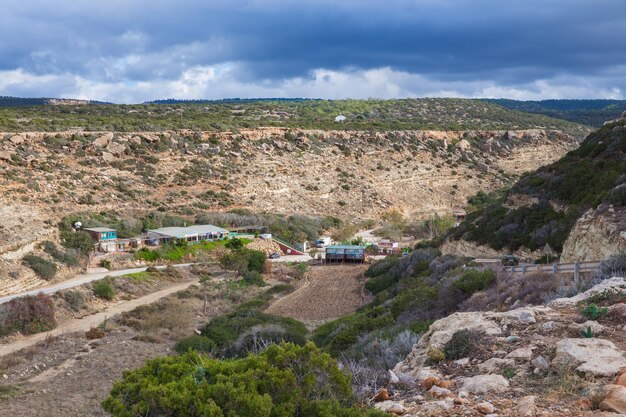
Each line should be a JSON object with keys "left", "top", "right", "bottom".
{"left": 485, "top": 99, "right": 626, "bottom": 127}
{"left": 451, "top": 118, "right": 626, "bottom": 253}
{"left": 0, "top": 98, "right": 588, "bottom": 136}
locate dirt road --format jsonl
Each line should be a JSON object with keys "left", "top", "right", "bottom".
{"left": 0, "top": 263, "right": 194, "bottom": 305}
{"left": 0, "top": 279, "right": 198, "bottom": 357}
{"left": 266, "top": 265, "right": 367, "bottom": 324}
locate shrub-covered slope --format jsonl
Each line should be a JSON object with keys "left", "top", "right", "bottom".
{"left": 451, "top": 117, "right": 626, "bottom": 255}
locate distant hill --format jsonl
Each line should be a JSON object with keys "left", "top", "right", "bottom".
{"left": 450, "top": 115, "right": 626, "bottom": 258}
{"left": 0, "top": 96, "right": 51, "bottom": 107}
{"left": 0, "top": 98, "right": 590, "bottom": 136}
{"left": 484, "top": 99, "right": 626, "bottom": 127}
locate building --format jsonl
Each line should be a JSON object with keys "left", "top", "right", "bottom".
{"left": 83, "top": 227, "right": 131, "bottom": 253}
{"left": 147, "top": 224, "right": 230, "bottom": 245}
{"left": 453, "top": 209, "right": 467, "bottom": 226}
{"left": 84, "top": 227, "right": 118, "bottom": 242}
{"left": 377, "top": 239, "right": 401, "bottom": 255}
{"left": 334, "top": 115, "right": 347, "bottom": 122}
{"left": 325, "top": 245, "right": 367, "bottom": 263}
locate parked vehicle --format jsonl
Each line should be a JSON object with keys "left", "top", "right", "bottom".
{"left": 268, "top": 252, "right": 281, "bottom": 259}
{"left": 315, "top": 237, "right": 332, "bottom": 248}
{"left": 501, "top": 255, "right": 520, "bottom": 266}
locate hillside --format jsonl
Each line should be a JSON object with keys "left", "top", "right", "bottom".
{"left": 0, "top": 98, "right": 590, "bottom": 137}
{"left": 485, "top": 99, "right": 626, "bottom": 128}
{"left": 448, "top": 112, "right": 626, "bottom": 261}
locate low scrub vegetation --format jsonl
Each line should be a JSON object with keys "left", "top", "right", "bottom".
{"left": 93, "top": 279, "right": 116, "bottom": 301}
{"left": 102, "top": 342, "right": 385, "bottom": 417}
{"left": 22, "top": 255, "right": 57, "bottom": 280}
{"left": 0, "top": 294, "right": 56, "bottom": 336}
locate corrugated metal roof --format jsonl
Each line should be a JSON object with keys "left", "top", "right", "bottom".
{"left": 326, "top": 245, "right": 366, "bottom": 250}
{"left": 148, "top": 224, "right": 229, "bottom": 239}
{"left": 84, "top": 227, "right": 117, "bottom": 233}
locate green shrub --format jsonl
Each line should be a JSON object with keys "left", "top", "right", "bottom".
{"left": 60, "top": 230, "right": 94, "bottom": 255}
{"left": 23, "top": 255, "right": 57, "bottom": 280}
{"left": 62, "top": 290, "right": 85, "bottom": 311}
{"left": 246, "top": 249, "right": 267, "bottom": 273}
{"left": 201, "top": 310, "right": 308, "bottom": 358}
{"left": 134, "top": 247, "right": 160, "bottom": 262}
{"left": 174, "top": 335, "right": 216, "bottom": 354}
{"left": 102, "top": 343, "right": 386, "bottom": 417}
{"left": 243, "top": 270, "right": 265, "bottom": 287}
{"left": 42, "top": 241, "right": 80, "bottom": 266}
{"left": 0, "top": 294, "right": 57, "bottom": 336}
{"left": 443, "top": 329, "right": 487, "bottom": 360}
{"left": 452, "top": 269, "right": 495, "bottom": 294}
{"left": 581, "top": 303, "right": 608, "bottom": 320}
{"left": 93, "top": 279, "right": 116, "bottom": 301}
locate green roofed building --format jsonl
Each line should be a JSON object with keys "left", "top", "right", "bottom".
{"left": 324, "top": 244, "right": 367, "bottom": 263}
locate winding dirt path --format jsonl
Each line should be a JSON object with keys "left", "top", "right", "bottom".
{"left": 0, "top": 279, "right": 198, "bottom": 357}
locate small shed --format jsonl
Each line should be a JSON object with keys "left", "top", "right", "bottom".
{"left": 84, "top": 227, "right": 117, "bottom": 242}
{"left": 325, "top": 244, "right": 366, "bottom": 263}
{"left": 334, "top": 115, "right": 347, "bottom": 122}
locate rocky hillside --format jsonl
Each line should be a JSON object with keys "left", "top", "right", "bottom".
{"left": 379, "top": 277, "right": 626, "bottom": 416}
{"left": 0, "top": 127, "right": 578, "bottom": 230}
{"left": 448, "top": 112, "right": 626, "bottom": 262}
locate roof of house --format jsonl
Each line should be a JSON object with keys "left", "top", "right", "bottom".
{"left": 326, "top": 244, "right": 366, "bottom": 250}
{"left": 148, "top": 224, "right": 229, "bottom": 239}
{"left": 84, "top": 227, "right": 117, "bottom": 233}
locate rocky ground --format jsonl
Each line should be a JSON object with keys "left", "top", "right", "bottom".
{"left": 369, "top": 277, "right": 626, "bottom": 416}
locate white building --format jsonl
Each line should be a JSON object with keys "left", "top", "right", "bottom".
{"left": 334, "top": 115, "right": 347, "bottom": 122}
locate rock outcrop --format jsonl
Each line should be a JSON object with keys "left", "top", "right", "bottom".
{"left": 561, "top": 207, "right": 626, "bottom": 262}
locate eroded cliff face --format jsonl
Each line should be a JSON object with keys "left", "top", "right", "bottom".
{"left": 0, "top": 128, "right": 578, "bottom": 223}
{"left": 561, "top": 206, "right": 626, "bottom": 262}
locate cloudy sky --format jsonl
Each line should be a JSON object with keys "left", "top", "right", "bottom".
{"left": 1, "top": 0, "right": 625, "bottom": 103}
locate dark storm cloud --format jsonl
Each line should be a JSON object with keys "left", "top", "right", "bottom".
{"left": 0, "top": 0, "right": 625, "bottom": 101}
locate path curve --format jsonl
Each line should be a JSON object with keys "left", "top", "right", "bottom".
{"left": 0, "top": 279, "right": 199, "bottom": 357}
{"left": 0, "top": 263, "right": 193, "bottom": 305}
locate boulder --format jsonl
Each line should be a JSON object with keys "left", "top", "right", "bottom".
{"left": 553, "top": 338, "right": 626, "bottom": 377}
{"left": 373, "top": 401, "right": 407, "bottom": 415}
{"left": 507, "top": 347, "right": 534, "bottom": 361}
{"left": 94, "top": 132, "right": 113, "bottom": 147}
{"left": 575, "top": 320, "right": 607, "bottom": 335}
{"left": 0, "top": 151, "right": 13, "bottom": 162}
{"left": 8, "top": 135, "right": 24, "bottom": 145}
{"left": 516, "top": 396, "right": 537, "bottom": 417}
{"left": 105, "top": 142, "right": 127, "bottom": 157}
{"left": 501, "top": 308, "right": 537, "bottom": 325}
{"left": 476, "top": 402, "right": 495, "bottom": 414}
{"left": 460, "top": 374, "right": 509, "bottom": 394}
{"left": 428, "top": 385, "right": 453, "bottom": 398}
{"left": 531, "top": 355, "right": 550, "bottom": 370}
{"left": 456, "top": 139, "right": 471, "bottom": 152}
{"left": 549, "top": 277, "right": 626, "bottom": 307}
{"left": 599, "top": 384, "right": 626, "bottom": 414}
{"left": 477, "top": 358, "right": 515, "bottom": 373}
{"left": 101, "top": 151, "right": 116, "bottom": 162}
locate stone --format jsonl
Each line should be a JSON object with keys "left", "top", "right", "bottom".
{"left": 531, "top": 355, "right": 550, "bottom": 370}
{"left": 437, "top": 380, "right": 455, "bottom": 389}
{"left": 553, "top": 338, "right": 626, "bottom": 377}
{"left": 476, "top": 402, "right": 495, "bottom": 414}
{"left": 507, "top": 347, "right": 533, "bottom": 360}
{"left": 428, "top": 385, "right": 453, "bottom": 398}
{"left": 454, "top": 357, "right": 470, "bottom": 366}
{"left": 9, "top": 135, "right": 24, "bottom": 145}
{"left": 105, "top": 141, "right": 127, "bottom": 156}
{"left": 94, "top": 132, "right": 113, "bottom": 147}
{"left": 501, "top": 308, "right": 536, "bottom": 325}
{"left": 516, "top": 396, "right": 537, "bottom": 417}
{"left": 419, "top": 399, "right": 455, "bottom": 413}
{"left": 505, "top": 335, "right": 520, "bottom": 343}
{"left": 460, "top": 374, "right": 509, "bottom": 394}
{"left": 0, "top": 151, "right": 14, "bottom": 161}
{"left": 615, "top": 371, "right": 626, "bottom": 388}
{"left": 541, "top": 321, "right": 554, "bottom": 331}
{"left": 387, "top": 369, "right": 399, "bottom": 385}
{"left": 478, "top": 358, "right": 515, "bottom": 373}
{"left": 599, "top": 384, "right": 626, "bottom": 413}
{"left": 373, "top": 401, "right": 407, "bottom": 415}
{"left": 575, "top": 320, "right": 607, "bottom": 335}
{"left": 456, "top": 139, "right": 471, "bottom": 152}
{"left": 101, "top": 151, "right": 116, "bottom": 162}
{"left": 420, "top": 376, "right": 441, "bottom": 390}
{"left": 372, "top": 388, "right": 390, "bottom": 402}
{"left": 550, "top": 278, "right": 626, "bottom": 307}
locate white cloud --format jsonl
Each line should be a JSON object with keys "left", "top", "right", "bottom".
{"left": 0, "top": 65, "right": 624, "bottom": 103}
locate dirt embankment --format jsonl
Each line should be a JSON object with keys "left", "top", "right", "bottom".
{"left": 265, "top": 265, "right": 369, "bottom": 327}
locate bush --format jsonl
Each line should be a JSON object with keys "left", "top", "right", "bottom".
{"left": 62, "top": 290, "right": 85, "bottom": 311}
{"left": 246, "top": 249, "right": 267, "bottom": 273}
{"left": 599, "top": 252, "right": 626, "bottom": 279}
{"left": 452, "top": 269, "right": 495, "bottom": 294}
{"left": 93, "top": 279, "right": 116, "bottom": 301}
{"left": 201, "top": 310, "right": 308, "bottom": 358}
{"left": 443, "top": 329, "right": 489, "bottom": 360}
{"left": 243, "top": 270, "right": 265, "bottom": 287}
{"left": 42, "top": 241, "right": 81, "bottom": 266}
{"left": 581, "top": 303, "right": 608, "bottom": 320}
{"left": 23, "top": 255, "right": 57, "bottom": 280}
{"left": 60, "top": 230, "right": 94, "bottom": 255}
{"left": 0, "top": 294, "right": 57, "bottom": 336}
{"left": 86, "top": 327, "right": 105, "bottom": 339}
{"left": 134, "top": 247, "right": 160, "bottom": 262}
{"left": 174, "top": 335, "right": 216, "bottom": 354}
{"left": 102, "top": 343, "right": 386, "bottom": 417}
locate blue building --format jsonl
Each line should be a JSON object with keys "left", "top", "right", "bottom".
{"left": 325, "top": 245, "right": 367, "bottom": 263}
{"left": 84, "top": 227, "right": 118, "bottom": 241}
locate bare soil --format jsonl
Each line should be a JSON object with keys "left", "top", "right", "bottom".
{"left": 265, "top": 265, "right": 368, "bottom": 326}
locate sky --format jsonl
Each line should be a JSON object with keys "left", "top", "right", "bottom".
{"left": 0, "top": 0, "right": 625, "bottom": 103}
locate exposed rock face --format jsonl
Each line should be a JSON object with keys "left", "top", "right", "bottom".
{"left": 553, "top": 338, "right": 626, "bottom": 377}
{"left": 461, "top": 375, "right": 509, "bottom": 394}
{"left": 549, "top": 277, "right": 626, "bottom": 307}
{"left": 561, "top": 207, "right": 626, "bottom": 262}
